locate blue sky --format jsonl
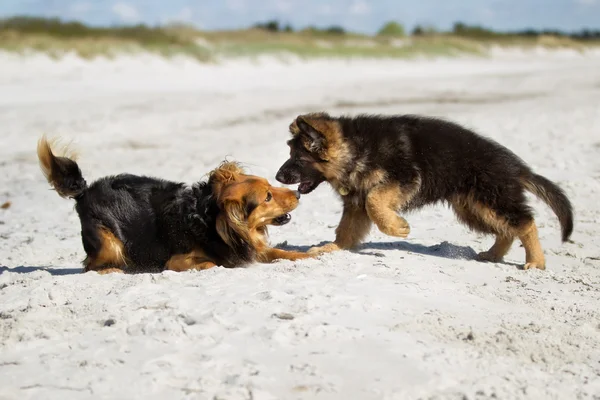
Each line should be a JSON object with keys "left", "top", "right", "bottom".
{"left": 1, "top": 0, "right": 599, "bottom": 33}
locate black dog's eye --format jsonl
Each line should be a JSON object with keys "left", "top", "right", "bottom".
{"left": 265, "top": 192, "right": 272, "bottom": 202}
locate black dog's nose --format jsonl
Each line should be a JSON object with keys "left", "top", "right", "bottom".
{"left": 294, "top": 190, "right": 301, "bottom": 200}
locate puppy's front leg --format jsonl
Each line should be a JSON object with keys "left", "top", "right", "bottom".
{"left": 308, "top": 202, "right": 372, "bottom": 255}
{"left": 366, "top": 183, "right": 411, "bottom": 238}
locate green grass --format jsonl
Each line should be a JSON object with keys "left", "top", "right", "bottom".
{"left": 1, "top": 17, "right": 598, "bottom": 61}
{"left": 215, "top": 36, "right": 486, "bottom": 59}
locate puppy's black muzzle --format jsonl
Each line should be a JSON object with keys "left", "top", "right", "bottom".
{"left": 276, "top": 160, "right": 300, "bottom": 185}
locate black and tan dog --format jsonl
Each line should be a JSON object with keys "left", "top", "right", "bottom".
{"left": 38, "top": 136, "right": 309, "bottom": 274}
{"left": 275, "top": 113, "right": 574, "bottom": 270}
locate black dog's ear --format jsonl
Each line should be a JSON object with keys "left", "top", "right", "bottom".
{"left": 296, "top": 117, "right": 327, "bottom": 155}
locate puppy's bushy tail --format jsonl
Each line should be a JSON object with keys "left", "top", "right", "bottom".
{"left": 37, "top": 136, "right": 87, "bottom": 199}
{"left": 521, "top": 173, "right": 573, "bottom": 242}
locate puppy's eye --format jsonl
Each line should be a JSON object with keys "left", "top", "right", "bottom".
{"left": 265, "top": 192, "right": 272, "bottom": 202}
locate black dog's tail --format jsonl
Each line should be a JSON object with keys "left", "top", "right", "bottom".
{"left": 521, "top": 172, "right": 573, "bottom": 242}
{"left": 37, "top": 136, "right": 87, "bottom": 199}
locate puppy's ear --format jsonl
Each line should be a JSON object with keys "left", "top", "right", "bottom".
{"left": 296, "top": 117, "right": 327, "bottom": 157}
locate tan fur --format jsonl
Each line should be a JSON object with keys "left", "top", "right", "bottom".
{"left": 215, "top": 174, "right": 313, "bottom": 263}
{"left": 207, "top": 161, "right": 246, "bottom": 195}
{"left": 294, "top": 114, "right": 353, "bottom": 177}
{"left": 336, "top": 205, "right": 373, "bottom": 248}
{"left": 37, "top": 135, "right": 81, "bottom": 198}
{"left": 165, "top": 250, "right": 217, "bottom": 272}
{"left": 258, "top": 248, "right": 311, "bottom": 263}
{"left": 518, "top": 221, "right": 546, "bottom": 270}
{"left": 366, "top": 183, "right": 415, "bottom": 238}
{"left": 208, "top": 161, "right": 244, "bottom": 183}
{"left": 307, "top": 242, "right": 341, "bottom": 255}
{"left": 357, "top": 168, "right": 387, "bottom": 193}
{"left": 83, "top": 227, "right": 128, "bottom": 273}
{"left": 95, "top": 268, "right": 125, "bottom": 275}
{"left": 293, "top": 116, "right": 389, "bottom": 194}
{"left": 477, "top": 236, "right": 514, "bottom": 262}
{"left": 450, "top": 194, "right": 513, "bottom": 238}
{"left": 308, "top": 204, "right": 372, "bottom": 255}
{"left": 450, "top": 193, "right": 546, "bottom": 269}
{"left": 216, "top": 197, "right": 251, "bottom": 249}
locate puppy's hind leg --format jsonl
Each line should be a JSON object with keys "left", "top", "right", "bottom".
{"left": 366, "top": 183, "right": 414, "bottom": 238}
{"left": 451, "top": 193, "right": 545, "bottom": 269}
{"left": 451, "top": 196, "right": 515, "bottom": 263}
{"left": 517, "top": 219, "right": 546, "bottom": 270}
{"left": 477, "top": 235, "right": 514, "bottom": 263}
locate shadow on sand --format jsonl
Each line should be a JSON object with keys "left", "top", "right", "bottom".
{"left": 278, "top": 240, "right": 522, "bottom": 268}
{"left": 279, "top": 240, "right": 477, "bottom": 260}
{"left": 0, "top": 266, "right": 82, "bottom": 276}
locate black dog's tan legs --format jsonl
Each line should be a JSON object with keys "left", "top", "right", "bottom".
{"left": 260, "top": 248, "right": 312, "bottom": 262}
{"left": 308, "top": 204, "right": 372, "bottom": 254}
{"left": 83, "top": 227, "right": 127, "bottom": 274}
{"left": 366, "top": 184, "right": 411, "bottom": 238}
{"left": 166, "top": 250, "right": 217, "bottom": 272}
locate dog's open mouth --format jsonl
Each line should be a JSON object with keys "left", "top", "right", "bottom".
{"left": 298, "top": 178, "right": 324, "bottom": 195}
{"left": 272, "top": 213, "right": 291, "bottom": 225}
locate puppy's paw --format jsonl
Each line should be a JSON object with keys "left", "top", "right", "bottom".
{"left": 523, "top": 262, "right": 546, "bottom": 271}
{"left": 390, "top": 225, "right": 410, "bottom": 238}
{"left": 477, "top": 251, "right": 503, "bottom": 263}
{"left": 307, "top": 243, "right": 340, "bottom": 256}
{"left": 379, "top": 225, "right": 410, "bottom": 238}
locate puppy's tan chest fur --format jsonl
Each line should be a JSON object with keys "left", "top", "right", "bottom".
{"left": 331, "top": 166, "right": 388, "bottom": 202}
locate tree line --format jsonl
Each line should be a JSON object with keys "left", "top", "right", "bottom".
{"left": 2, "top": 16, "right": 598, "bottom": 41}
{"left": 255, "top": 19, "right": 600, "bottom": 40}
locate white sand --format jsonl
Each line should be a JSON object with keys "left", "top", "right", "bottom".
{"left": 0, "top": 51, "right": 599, "bottom": 399}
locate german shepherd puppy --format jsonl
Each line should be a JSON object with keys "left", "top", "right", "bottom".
{"left": 275, "top": 113, "right": 574, "bottom": 270}
{"left": 38, "top": 137, "right": 309, "bottom": 274}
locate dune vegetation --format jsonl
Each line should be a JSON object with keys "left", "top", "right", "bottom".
{"left": 1, "top": 16, "right": 598, "bottom": 61}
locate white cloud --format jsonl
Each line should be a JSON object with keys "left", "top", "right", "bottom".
{"left": 68, "top": 2, "right": 92, "bottom": 16}
{"left": 111, "top": 3, "right": 141, "bottom": 23}
{"left": 173, "top": 6, "right": 193, "bottom": 22}
{"left": 349, "top": 1, "right": 370, "bottom": 15}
